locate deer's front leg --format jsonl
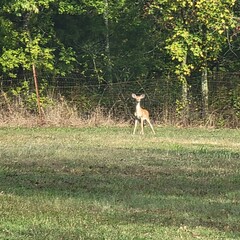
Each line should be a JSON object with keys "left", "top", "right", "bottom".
{"left": 140, "top": 118, "right": 144, "bottom": 134}
{"left": 133, "top": 119, "right": 138, "bottom": 134}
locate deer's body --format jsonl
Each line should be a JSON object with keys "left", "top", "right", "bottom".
{"left": 132, "top": 93, "right": 155, "bottom": 135}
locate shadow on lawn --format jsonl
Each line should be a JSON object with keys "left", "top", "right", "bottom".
{"left": 0, "top": 146, "right": 240, "bottom": 234}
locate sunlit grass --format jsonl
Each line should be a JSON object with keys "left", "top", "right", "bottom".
{"left": 0, "top": 126, "right": 240, "bottom": 239}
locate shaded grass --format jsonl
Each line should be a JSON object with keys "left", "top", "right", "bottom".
{"left": 0, "top": 126, "right": 240, "bottom": 239}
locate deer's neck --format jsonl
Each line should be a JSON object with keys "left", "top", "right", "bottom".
{"left": 135, "top": 102, "right": 142, "bottom": 118}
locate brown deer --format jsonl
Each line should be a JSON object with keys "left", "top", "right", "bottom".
{"left": 132, "top": 93, "right": 155, "bottom": 135}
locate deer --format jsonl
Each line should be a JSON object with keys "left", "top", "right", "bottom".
{"left": 132, "top": 93, "right": 155, "bottom": 135}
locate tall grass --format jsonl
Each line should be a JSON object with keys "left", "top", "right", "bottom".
{"left": 0, "top": 97, "right": 119, "bottom": 128}
{"left": 0, "top": 127, "right": 240, "bottom": 239}
{"left": 1, "top": 86, "right": 240, "bottom": 128}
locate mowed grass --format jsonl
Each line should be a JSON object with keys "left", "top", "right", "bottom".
{"left": 0, "top": 126, "right": 240, "bottom": 239}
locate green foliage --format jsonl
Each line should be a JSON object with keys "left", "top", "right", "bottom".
{"left": 0, "top": 0, "right": 240, "bottom": 125}
{"left": 55, "top": 46, "right": 77, "bottom": 76}
{"left": 3, "top": 0, "right": 55, "bottom": 14}
{"left": 0, "top": 48, "right": 26, "bottom": 74}
{"left": 147, "top": 0, "right": 238, "bottom": 120}
{"left": 82, "top": 0, "right": 126, "bottom": 18}
{"left": 0, "top": 37, "right": 55, "bottom": 74}
{"left": 58, "top": 0, "right": 86, "bottom": 14}
{"left": 150, "top": 0, "right": 237, "bottom": 74}
{"left": 0, "top": 0, "right": 78, "bottom": 76}
{"left": 10, "top": 80, "right": 52, "bottom": 111}
{"left": 233, "top": 96, "right": 240, "bottom": 118}
{"left": 0, "top": 0, "right": 238, "bottom": 80}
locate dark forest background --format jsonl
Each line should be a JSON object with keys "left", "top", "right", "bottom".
{"left": 0, "top": 0, "right": 240, "bottom": 127}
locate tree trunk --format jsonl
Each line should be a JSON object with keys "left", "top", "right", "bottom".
{"left": 104, "top": 0, "right": 113, "bottom": 83}
{"left": 32, "top": 64, "right": 43, "bottom": 122}
{"left": 201, "top": 66, "right": 209, "bottom": 119}
{"left": 180, "top": 53, "right": 189, "bottom": 125}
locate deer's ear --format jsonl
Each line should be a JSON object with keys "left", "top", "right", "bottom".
{"left": 140, "top": 94, "right": 145, "bottom": 99}
{"left": 132, "top": 93, "right": 136, "bottom": 98}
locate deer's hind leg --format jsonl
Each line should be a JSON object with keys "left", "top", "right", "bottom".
{"left": 146, "top": 118, "right": 155, "bottom": 134}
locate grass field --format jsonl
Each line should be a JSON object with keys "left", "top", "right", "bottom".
{"left": 0, "top": 126, "right": 240, "bottom": 239}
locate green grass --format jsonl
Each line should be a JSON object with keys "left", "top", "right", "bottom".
{"left": 0, "top": 126, "right": 240, "bottom": 239}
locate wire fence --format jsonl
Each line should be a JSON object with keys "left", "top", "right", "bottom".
{"left": 1, "top": 72, "right": 240, "bottom": 127}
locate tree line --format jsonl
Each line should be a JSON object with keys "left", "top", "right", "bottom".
{"left": 0, "top": 0, "right": 240, "bottom": 125}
